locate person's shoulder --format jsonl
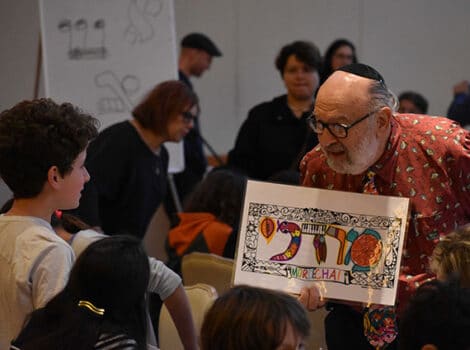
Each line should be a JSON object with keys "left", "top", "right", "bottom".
{"left": 0, "top": 215, "right": 54, "bottom": 239}
{"left": 91, "top": 121, "right": 136, "bottom": 145}
{"left": 395, "top": 113, "right": 467, "bottom": 140}
{"left": 71, "top": 229, "right": 107, "bottom": 258}
{"left": 0, "top": 216, "right": 73, "bottom": 253}
{"left": 88, "top": 121, "right": 139, "bottom": 156}
{"left": 394, "top": 114, "right": 469, "bottom": 156}
{"left": 395, "top": 113, "right": 458, "bottom": 130}
{"left": 248, "top": 95, "right": 286, "bottom": 116}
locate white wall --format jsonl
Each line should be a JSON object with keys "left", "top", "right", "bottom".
{"left": 1, "top": 0, "right": 470, "bottom": 204}
{"left": 174, "top": 0, "right": 470, "bottom": 156}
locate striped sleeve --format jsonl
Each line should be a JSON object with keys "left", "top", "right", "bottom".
{"left": 94, "top": 333, "right": 138, "bottom": 350}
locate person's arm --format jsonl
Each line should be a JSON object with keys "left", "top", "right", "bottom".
{"left": 163, "top": 285, "right": 198, "bottom": 350}
{"left": 146, "top": 258, "right": 197, "bottom": 349}
{"left": 227, "top": 107, "right": 262, "bottom": 177}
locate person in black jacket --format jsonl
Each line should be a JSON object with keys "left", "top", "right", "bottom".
{"left": 227, "top": 40, "right": 322, "bottom": 180}
{"left": 73, "top": 80, "right": 197, "bottom": 239}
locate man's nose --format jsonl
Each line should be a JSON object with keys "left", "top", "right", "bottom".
{"left": 318, "top": 128, "right": 338, "bottom": 146}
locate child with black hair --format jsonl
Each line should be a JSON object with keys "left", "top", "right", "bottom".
{"left": 11, "top": 236, "right": 150, "bottom": 349}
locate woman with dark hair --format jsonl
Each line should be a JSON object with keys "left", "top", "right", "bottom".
{"left": 73, "top": 80, "right": 198, "bottom": 239}
{"left": 200, "top": 285, "right": 311, "bottom": 350}
{"left": 2, "top": 199, "right": 198, "bottom": 350}
{"left": 227, "top": 40, "right": 322, "bottom": 180}
{"left": 166, "top": 169, "right": 246, "bottom": 273}
{"left": 11, "top": 236, "right": 150, "bottom": 349}
{"left": 320, "top": 39, "right": 357, "bottom": 84}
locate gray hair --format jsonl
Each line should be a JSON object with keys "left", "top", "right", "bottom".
{"left": 369, "top": 80, "right": 398, "bottom": 113}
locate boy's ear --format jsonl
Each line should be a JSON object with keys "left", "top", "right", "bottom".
{"left": 47, "top": 166, "right": 61, "bottom": 189}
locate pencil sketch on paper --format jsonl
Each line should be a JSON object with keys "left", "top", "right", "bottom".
{"left": 58, "top": 18, "right": 108, "bottom": 60}
{"left": 242, "top": 202, "right": 401, "bottom": 290}
{"left": 124, "top": 0, "right": 163, "bottom": 45}
{"left": 94, "top": 70, "right": 140, "bottom": 114}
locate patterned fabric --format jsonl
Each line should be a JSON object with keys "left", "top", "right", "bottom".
{"left": 363, "top": 305, "right": 397, "bottom": 349}
{"left": 362, "top": 171, "right": 397, "bottom": 349}
{"left": 301, "top": 114, "right": 470, "bottom": 312}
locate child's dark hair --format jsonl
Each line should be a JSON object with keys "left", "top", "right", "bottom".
{"left": 184, "top": 169, "right": 246, "bottom": 227}
{"left": 12, "top": 235, "right": 150, "bottom": 349}
{"left": 0, "top": 98, "right": 99, "bottom": 198}
{"left": 399, "top": 279, "right": 470, "bottom": 350}
{"left": 200, "top": 285, "right": 310, "bottom": 350}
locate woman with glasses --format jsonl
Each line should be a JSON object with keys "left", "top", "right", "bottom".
{"left": 227, "top": 41, "right": 322, "bottom": 180}
{"left": 320, "top": 38, "right": 358, "bottom": 85}
{"left": 72, "top": 80, "right": 198, "bottom": 239}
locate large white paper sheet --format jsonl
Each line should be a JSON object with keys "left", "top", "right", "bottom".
{"left": 39, "top": 0, "right": 184, "bottom": 173}
{"left": 233, "top": 180, "right": 410, "bottom": 306}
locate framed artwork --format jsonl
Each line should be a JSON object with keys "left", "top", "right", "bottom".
{"left": 233, "top": 180, "right": 410, "bottom": 306}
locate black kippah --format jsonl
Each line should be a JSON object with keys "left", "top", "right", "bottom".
{"left": 337, "top": 63, "right": 386, "bottom": 86}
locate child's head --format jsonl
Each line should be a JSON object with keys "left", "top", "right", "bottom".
{"left": 399, "top": 279, "right": 470, "bottom": 350}
{"left": 200, "top": 285, "right": 310, "bottom": 350}
{"left": 430, "top": 225, "right": 470, "bottom": 287}
{"left": 69, "top": 235, "right": 150, "bottom": 317}
{"left": 0, "top": 98, "right": 98, "bottom": 200}
{"left": 184, "top": 169, "right": 246, "bottom": 228}
{"left": 13, "top": 235, "right": 150, "bottom": 349}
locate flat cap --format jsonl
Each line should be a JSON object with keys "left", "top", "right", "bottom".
{"left": 181, "top": 32, "right": 222, "bottom": 57}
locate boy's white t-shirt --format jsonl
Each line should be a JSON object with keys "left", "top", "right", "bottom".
{"left": 1, "top": 221, "right": 179, "bottom": 350}
{"left": 0, "top": 215, "right": 75, "bottom": 349}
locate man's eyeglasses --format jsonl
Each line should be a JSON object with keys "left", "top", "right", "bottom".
{"left": 307, "top": 111, "right": 376, "bottom": 138}
{"left": 182, "top": 111, "right": 196, "bottom": 124}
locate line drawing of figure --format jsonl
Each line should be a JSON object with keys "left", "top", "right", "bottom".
{"left": 94, "top": 70, "right": 140, "bottom": 114}
{"left": 57, "top": 19, "right": 72, "bottom": 53}
{"left": 57, "top": 18, "right": 107, "bottom": 60}
{"left": 124, "top": 0, "right": 163, "bottom": 45}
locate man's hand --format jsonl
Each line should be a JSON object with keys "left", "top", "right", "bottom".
{"left": 297, "top": 285, "right": 326, "bottom": 311}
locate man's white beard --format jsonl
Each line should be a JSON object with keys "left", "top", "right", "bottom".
{"left": 324, "top": 134, "right": 379, "bottom": 175}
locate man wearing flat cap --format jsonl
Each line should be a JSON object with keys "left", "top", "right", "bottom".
{"left": 179, "top": 32, "right": 222, "bottom": 86}
{"left": 166, "top": 33, "right": 222, "bottom": 225}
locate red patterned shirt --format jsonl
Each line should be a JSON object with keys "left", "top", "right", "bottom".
{"left": 300, "top": 114, "right": 470, "bottom": 308}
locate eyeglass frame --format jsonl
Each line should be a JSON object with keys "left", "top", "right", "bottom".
{"left": 182, "top": 111, "right": 197, "bottom": 124}
{"left": 307, "top": 110, "right": 378, "bottom": 138}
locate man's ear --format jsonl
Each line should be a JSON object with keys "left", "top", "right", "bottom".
{"left": 47, "top": 166, "right": 61, "bottom": 189}
{"left": 375, "top": 107, "right": 392, "bottom": 137}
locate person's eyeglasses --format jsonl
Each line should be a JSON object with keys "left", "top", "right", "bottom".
{"left": 308, "top": 111, "right": 376, "bottom": 138}
{"left": 182, "top": 111, "right": 196, "bottom": 124}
